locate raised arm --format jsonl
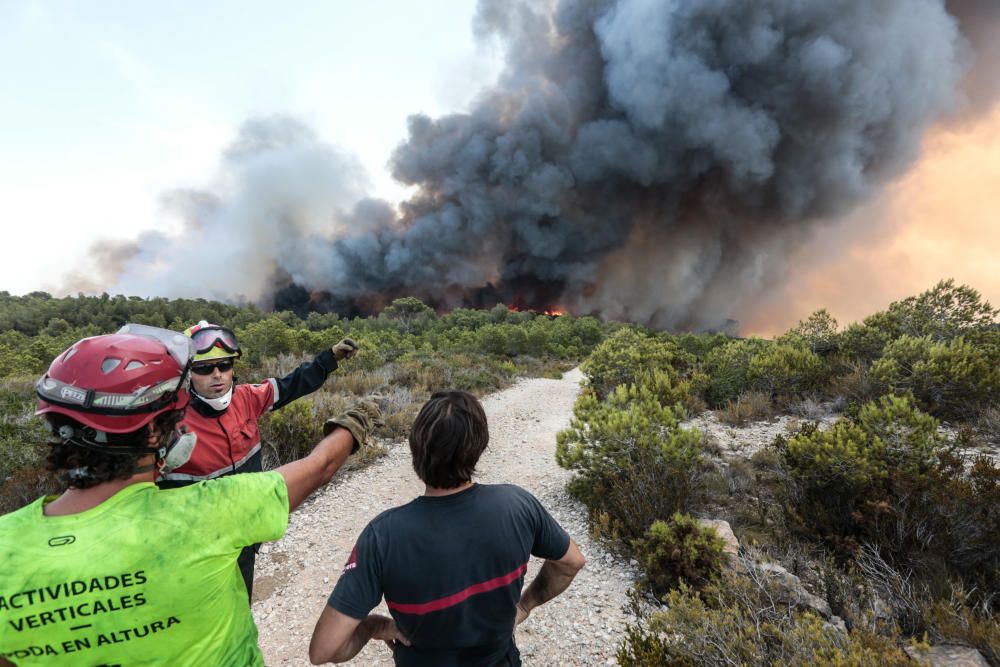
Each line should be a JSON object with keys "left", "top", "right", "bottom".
{"left": 271, "top": 339, "right": 358, "bottom": 411}
{"left": 276, "top": 398, "right": 381, "bottom": 511}
{"left": 276, "top": 427, "right": 355, "bottom": 511}
{"left": 516, "top": 539, "right": 586, "bottom": 625}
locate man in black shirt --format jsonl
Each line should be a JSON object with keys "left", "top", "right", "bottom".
{"left": 309, "top": 391, "right": 586, "bottom": 666}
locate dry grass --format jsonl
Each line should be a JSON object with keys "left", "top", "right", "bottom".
{"left": 700, "top": 432, "right": 724, "bottom": 458}
{"left": 831, "top": 360, "right": 879, "bottom": 409}
{"left": 977, "top": 404, "right": 1000, "bottom": 447}
{"left": 0, "top": 466, "right": 57, "bottom": 514}
{"left": 683, "top": 392, "right": 709, "bottom": 417}
{"left": 716, "top": 391, "right": 774, "bottom": 426}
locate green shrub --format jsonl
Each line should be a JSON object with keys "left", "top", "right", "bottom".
{"left": 556, "top": 382, "right": 703, "bottom": 542}
{"left": 838, "top": 322, "right": 892, "bottom": 364}
{"left": 618, "top": 579, "right": 916, "bottom": 667}
{"left": 782, "top": 395, "right": 950, "bottom": 542}
{"left": 259, "top": 398, "right": 324, "bottom": 466}
{"left": 702, "top": 338, "right": 770, "bottom": 406}
{"left": 870, "top": 335, "right": 1000, "bottom": 419}
{"left": 675, "top": 331, "right": 731, "bottom": 359}
{"left": 747, "top": 343, "right": 828, "bottom": 398}
{"left": 783, "top": 418, "right": 887, "bottom": 540}
{"left": 855, "top": 394, "right": 946, "bottom": 474}
{"left": 839, "top": 280, "right": 998, "bottom": 364}
{"left": 617, "top": 621, "right": 693, "bottom": 667}
{"left": 780, "top": 309, "right": 840, "bottom": 354}
{"left": 781, "top": 396, "right": 999, "bottom": 604}
{"left": 581, "top": 328, "right": 694, "bottom": 399}
{"left": 873, "top": 279, "right": 998, "bottom": 343}
{"left": 0, "top": 381, "right": 47, "bottom": 473}
{"left": 637, "top": 368, "right": 692, "bottom": 410}
{"left": 632, "top": 512, "right": 725, "bottom": 596}
{"left": 379, "top": 296, "right": 436, "bottom": 334}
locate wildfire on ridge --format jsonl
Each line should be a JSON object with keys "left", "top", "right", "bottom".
{"left": 507, "top": 304, "right": 566, "bottom": 317}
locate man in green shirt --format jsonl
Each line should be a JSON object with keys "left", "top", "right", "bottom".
{"left": 0, "top": 324, "right": 385, "bottom": 666}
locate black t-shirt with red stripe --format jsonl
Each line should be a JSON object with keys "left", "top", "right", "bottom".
{"left": 328, "top": 483, "right": 570, "bottom": 666}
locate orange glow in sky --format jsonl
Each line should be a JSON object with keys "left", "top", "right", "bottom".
{"left": 742, "top": 106, "right": 1000, "bottom": 337}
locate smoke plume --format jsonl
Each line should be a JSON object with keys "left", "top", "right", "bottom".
{"left": 85, "top": 0, "right": 999, "bottom": 329}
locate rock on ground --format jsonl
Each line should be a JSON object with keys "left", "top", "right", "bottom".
{"left": 905, "top": 644, "right": 991, "bottom": 667}
{"left": 253, "top": 368, "right": 636, "bottom": 666}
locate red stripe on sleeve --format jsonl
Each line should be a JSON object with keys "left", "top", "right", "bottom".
{"left": 386, "top": 562, "right": 528, "bottom": 615}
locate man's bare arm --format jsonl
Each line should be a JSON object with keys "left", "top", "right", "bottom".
{"left": 517, "top": 539, "right": 586, "bottom": 623}
{"left": 276, "top": 427, "right": 355, "bottom": 512}
{"left": 309, "top": 605, "right": 409, "bottom": 664}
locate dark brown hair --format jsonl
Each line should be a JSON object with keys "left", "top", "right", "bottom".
{"left": 45, "top": 409, "right": 185, "bottom": 489}
{"left": 409, "top": 391, "right": 489, "bottom": 488}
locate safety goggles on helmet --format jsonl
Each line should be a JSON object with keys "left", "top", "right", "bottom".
{"left": 188, "top": 324, "right": 241, "bottom": 356}
{"left": 37, "top": 373, "right": 187, "bottom": 415}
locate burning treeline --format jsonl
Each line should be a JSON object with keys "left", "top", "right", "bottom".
{"left": 86, "top": 0, "right": 1000, "bottom": 331}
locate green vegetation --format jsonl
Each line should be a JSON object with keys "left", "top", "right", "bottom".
{"left": 618, "top": 578, "right": 918, "bottom": 666}
{"left": 579, "top": 327, "right": 693, "bottom": 399}
{"left": 4, "top": 279, "right": 998, "bottom": 662}
{"left": 632, "top": 513, "right": 725, "bottom": 596}
{"left": 0, "top": 292, "right": 611, "bottom": 512}
{"left": 556, "top": 379, "right": 703, "bottom": 544}
{"left": 556, "top": 279, "right": 998, "bottom": 665}
{"left": 870, "top": 334, "right": 1000, "bottom": 419}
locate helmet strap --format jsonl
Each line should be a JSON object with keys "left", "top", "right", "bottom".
{"left": 51, "top": 423, "right": 160, "bottom": 458}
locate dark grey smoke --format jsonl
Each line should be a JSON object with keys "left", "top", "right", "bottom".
{"left": 91, "top": 0, "right": 999, "bottom": 328}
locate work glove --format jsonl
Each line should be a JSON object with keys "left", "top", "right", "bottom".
{"left": 332, "top": 338, "right": 359, "bottom": 361}
{"left": 323, "top": 398, "right": 383, "bottom": 454}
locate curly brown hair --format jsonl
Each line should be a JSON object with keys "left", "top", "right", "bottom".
{"left": 45, "top": 410, "right": 185, "bottom": 490}
{"left": 409, "top": 391, "right": 489, "bottom": 489}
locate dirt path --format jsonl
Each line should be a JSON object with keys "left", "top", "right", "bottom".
{"left": 253, "top": 368, "right": 636, "bottom": 666}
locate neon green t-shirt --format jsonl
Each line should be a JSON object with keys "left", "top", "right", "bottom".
{"left": 0, "top": 471, "right": 289, "bottom": 666}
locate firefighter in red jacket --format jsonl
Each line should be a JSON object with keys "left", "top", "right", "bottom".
{"left": 157, "top": 320, "right": 358, "bottom": 598}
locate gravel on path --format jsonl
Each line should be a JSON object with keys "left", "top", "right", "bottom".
{"left": 253, "top": 367, "right": 637, "bottom": 666}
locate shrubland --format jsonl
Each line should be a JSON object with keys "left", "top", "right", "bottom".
{"left": 3, "top": 280, "right": 998, "bottom": 661}
{"left": 0, "top": 292, "right": 610, "bottom": 511}
{"left": 557, "top": 279, "right": 999, "bottom": 665}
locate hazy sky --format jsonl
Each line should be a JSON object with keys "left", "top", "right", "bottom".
{"left": 1, "top": 1, "right": 996, "bottom": 334}
{"left": 0, "top": 0, "right": 498, "bottom": 295}
{"left": 742, "top": 106, "right": 1000, "bottom": 335}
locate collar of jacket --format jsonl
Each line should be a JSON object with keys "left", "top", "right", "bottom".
{"left": 190, "top": 390, "right": 230, "bottom": 417}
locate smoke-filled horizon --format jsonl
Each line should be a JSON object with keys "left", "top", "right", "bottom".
{"left": 70, "top": 0, "right": 1000, "bottom": 331}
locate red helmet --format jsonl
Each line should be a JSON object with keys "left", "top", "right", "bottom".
{"left": 36, "top": 324, "right": 194, "bottom": 434}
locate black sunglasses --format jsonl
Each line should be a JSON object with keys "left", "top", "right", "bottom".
{"left": 190, "top": 360, "right": 235, "bottom": 375}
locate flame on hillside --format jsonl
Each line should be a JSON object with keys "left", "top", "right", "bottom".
{"left": 508, "top": 304, "right": 566, "bottom": 317}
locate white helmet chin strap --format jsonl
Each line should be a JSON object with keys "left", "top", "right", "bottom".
{"left": 196, "top": 385, "right": 234, "bottom": 411}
